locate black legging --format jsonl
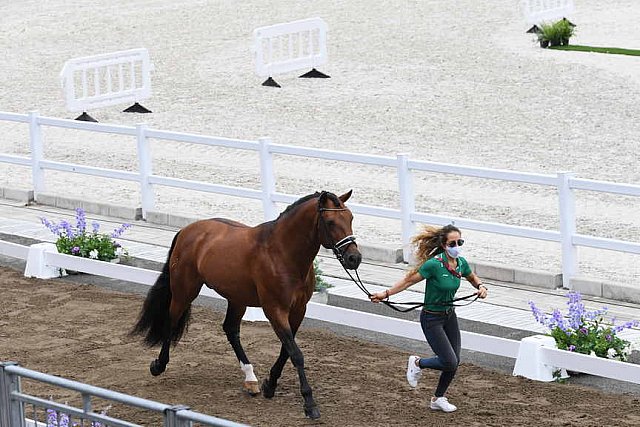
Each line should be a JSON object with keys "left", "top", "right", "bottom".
{"left": 418, "top": 310, "right": 461, "bottom": 397}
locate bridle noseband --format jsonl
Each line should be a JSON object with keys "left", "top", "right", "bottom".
{"left": 317, "top": 206, "right": 357, "bottom": 262}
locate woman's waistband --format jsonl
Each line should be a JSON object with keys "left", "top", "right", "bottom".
{"left": 422, "top": 308, "right": 454, "bottom": 316}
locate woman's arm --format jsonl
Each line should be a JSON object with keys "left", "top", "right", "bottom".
{"left": 466, "top": 272, "right": 488, "bottom": 299}
{"left": 369, "top": 271, "right": 424, "bottom": 303}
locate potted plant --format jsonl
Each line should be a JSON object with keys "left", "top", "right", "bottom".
{"left": 40, "top": 208, "right": 131, "bottom": 264}
{"left": 529, "top": 291, "right": 639, "bottom": 363}
{"left": 537, "top": 19, "right": 575, "bottom": 48}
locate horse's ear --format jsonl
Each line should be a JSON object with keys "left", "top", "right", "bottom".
{"left": 338, "top": 190, "right": 353, "bottom": 203}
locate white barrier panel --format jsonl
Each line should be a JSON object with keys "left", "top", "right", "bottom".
{"left": 512, "top": 335, "right": 568, "bottom": 381}
{"left": 60, "top": 48, "right": 153, "bottom": 113}
{"left": 521, "top": 0, "right": 574, "bottom": 25}
{"left": 253, "top": 17, "right": 328, "bottom": 77}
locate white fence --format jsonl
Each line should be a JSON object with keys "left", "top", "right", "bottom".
{"left": 0, "top": 110, "right": 639, "bottom": 289}
{"left": 60, "top": 48, "right": 153, "bottom": 113}
{"left": 253, "top": 18, "right": 328, "bottom": 78}
{"left": 521, "top": 0, "right": 574, "bottom": 25}
{"left": 2, "top": 239, "right": 640, "bottom": 386}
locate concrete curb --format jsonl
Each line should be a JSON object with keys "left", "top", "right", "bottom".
{"left": 0, "top": 187, "right": 33, "bottom": 205}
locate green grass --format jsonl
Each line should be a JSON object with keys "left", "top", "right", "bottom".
{"left": 549, "top": 45, "right": 640, "bottom": 56}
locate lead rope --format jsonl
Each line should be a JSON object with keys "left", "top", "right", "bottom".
{"left": 333, "top": 252, "right": 478, "bottom": 313}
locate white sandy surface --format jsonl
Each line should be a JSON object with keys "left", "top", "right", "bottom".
{"left": 0, "top": 0, "right": 639, "bottom": 284}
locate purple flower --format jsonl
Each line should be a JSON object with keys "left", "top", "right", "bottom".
{"left": 110, "top": 223, "right": 131, "bottom": 238}
{"left": 551, "top": 309, "right": 568, "bottom": 332}
{"left": 71, "top": 246, "right": 80, "bottom": 254}
{"left": 568, "top": 345, "right": 576, "bottom": 352}
{"left": 613, "top": 320, "right": 640, "bottom": 334}
{"left": 46, "top": 409, "right": 70, "bottom": 427}
{"left": 529, "top": 301, "right": 549, "bottom": 325}
{"left": 605, "top": 334, "right": 612, "bottom": 341}
{"left": 91, "top": 221, "right": 100, "bottom": 233}
{"left": 59, "top": 220, "right": 75, "bottom": 238}
{"left": 579, "top": 327, "right": 588, "bottom": 334}
{"left": 40, "top": 217, "right": 62, "bottom": 237}
{"left": 566, "top": 291, "right": 585, "bottom": 330}
{"left": 75, "top": 208, "right": 86, "bottom": 233}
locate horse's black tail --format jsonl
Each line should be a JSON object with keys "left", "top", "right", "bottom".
{"left": 130, "top": 231, "right": 191, "bottom": 347}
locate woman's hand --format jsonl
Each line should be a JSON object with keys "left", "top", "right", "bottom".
{"left": 476, "top": 285, "right": 488, "bottom": 299}
{"left": 369, "top": 290, "right": 389, "bottom": 303}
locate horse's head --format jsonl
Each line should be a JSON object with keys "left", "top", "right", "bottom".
{"left": 317, "top": 190, "right": 362, "bottom": 270}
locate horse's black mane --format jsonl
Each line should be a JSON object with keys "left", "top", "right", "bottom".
{"left": 276, "top": 191, "right": 341, "bottom": 221}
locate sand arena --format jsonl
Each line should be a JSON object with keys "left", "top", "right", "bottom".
{"left": 0, "top": 0, "right": 639, "bottom": 284}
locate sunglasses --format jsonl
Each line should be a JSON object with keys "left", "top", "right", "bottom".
{"left": 446, "top": 239, "right": 465, "bottom": 248}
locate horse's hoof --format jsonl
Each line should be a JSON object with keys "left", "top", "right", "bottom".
{"left": 243, "top": 381, "right": 261, "bottom": 396}
{"left": 261, "top": 379, "right": 275, "bottom": 399}
{"left": 304, "top": 406, "right": 321, "bottom": 420}
{"left": 149, "top": 360, "right": 166, "bottom": 376}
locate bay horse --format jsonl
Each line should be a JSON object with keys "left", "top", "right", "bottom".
{"left": 131, "top": 190, "right": 361, "bottom": 420}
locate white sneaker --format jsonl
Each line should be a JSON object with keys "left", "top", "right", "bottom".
{"left": 430, "top": 397, "right": 457, "bottom": 413}
{"left": 406, "top": 355, "right": 422, "bottom": 387}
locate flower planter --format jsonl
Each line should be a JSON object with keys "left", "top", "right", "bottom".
{"left": 63, "top": 258, "right": 120, "bottom": 276}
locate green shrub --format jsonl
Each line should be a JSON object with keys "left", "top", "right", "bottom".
{"left": 313, "top": 258, "right": 332, "bottom": 292}
{"left": 538, "top": 19, "right": 575, "bottom": 47}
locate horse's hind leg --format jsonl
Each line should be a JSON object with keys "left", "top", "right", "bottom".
{"left": 150, "top": 340, "right": 170, "bottom": 376}
{"left": 150, "top": 296, "right": 193, "bottom": 376}
{"left": 223, "top": 303, "right": 260, "bottom": 395}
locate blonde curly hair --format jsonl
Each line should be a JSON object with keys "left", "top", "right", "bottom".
{"left": 409, "top": 224, "right": 461, "bottom": 274}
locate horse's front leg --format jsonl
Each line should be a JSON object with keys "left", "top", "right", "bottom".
{"left": 261, "top": 341, "right": 289, "bottom": 398}
{"left": 264, "top": 307, "right": 319, "bottom": 420}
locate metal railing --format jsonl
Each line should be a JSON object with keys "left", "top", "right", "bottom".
{"left": 0, "top": 110, "right": 639, "bottom": 289}
{"left": 0, "top": 362, "right": 248, "bottom": 427}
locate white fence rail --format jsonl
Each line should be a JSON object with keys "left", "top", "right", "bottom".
{"left": 521, "top": 0, "right": 575, "bottom": 25}
{"left": 60, "top": 48, "right": 153, "bottom": 113}
{"left": 3, "top": 239, "right": 640, "bottom": 386}
{"left": 253, "top": 17, "right": 328, "bottom": 77}
{"left": 1, "top": 111, "right": 640, "bottom": 289}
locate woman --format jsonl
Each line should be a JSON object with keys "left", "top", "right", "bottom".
{"left": 370, "top": 224, "right": 488, "bottom": 413}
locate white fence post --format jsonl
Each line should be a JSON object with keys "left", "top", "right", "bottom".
{"left": 558, "top": 171, "right": 577, "bottom": 289}
{"left": 24, "top": 243, "right": 62, "bottom": 279}
{"left": 397, "top": 153, "right": 415, "bottom": 263}
{"left": 259, "top": 137, "right": 278, "bottom": 220}
{"left": 136, "top": 124, "right": 154, "bottom": 219}
{"left": 512, "top": 335, "right": 568, "bottom": 381}
{"left": 28, "top": 111, "right": 44, "bottom": 198}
